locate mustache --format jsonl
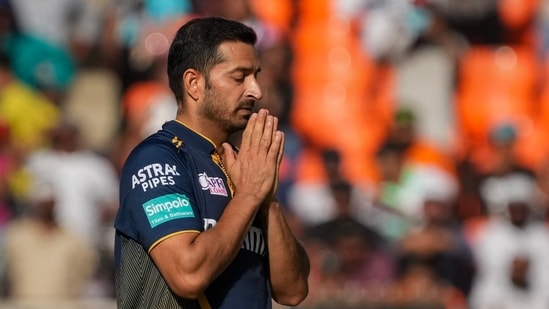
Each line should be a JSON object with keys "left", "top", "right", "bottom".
{"left": 238, "top": 101, "right": 256, "bottom": 111}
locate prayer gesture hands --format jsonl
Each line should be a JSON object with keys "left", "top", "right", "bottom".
{"left": 219, "top": 109, "right": 284, "bottom": 206}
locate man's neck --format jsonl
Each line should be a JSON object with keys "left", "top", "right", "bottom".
{"left": 175, "top": 115, "right": 229, "bottom": 147}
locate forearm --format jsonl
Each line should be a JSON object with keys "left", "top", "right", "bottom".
{"left": 151, "top": 193, "right": 262, "bottom": 298}
{"left": 195, "top": 194, "right": 260, "bottom": 269}
{"left": 265, "top": 201, "right": 310, "bottom": 306}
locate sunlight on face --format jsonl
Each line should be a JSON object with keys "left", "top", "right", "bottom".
{"left": 198, "top": 41, "right": 262, "bottom": 133}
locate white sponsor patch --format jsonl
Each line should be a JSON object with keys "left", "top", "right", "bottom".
{"left": 198, "top": 172, "right": 228, "bottom": 196}
{"left": 132, "top": 163, "right": 180, "bottom": 192}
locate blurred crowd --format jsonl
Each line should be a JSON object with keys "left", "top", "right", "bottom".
{"left": 0, "top": 0, "right": 549, "bottom": 308}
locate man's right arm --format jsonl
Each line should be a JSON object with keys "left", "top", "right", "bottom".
{"left": 149, "top": 193, "right": 263, "bottom": 298}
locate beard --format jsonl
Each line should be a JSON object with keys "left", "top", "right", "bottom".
{"left": 199, "top": 86, "right": 251, "bottom": 133}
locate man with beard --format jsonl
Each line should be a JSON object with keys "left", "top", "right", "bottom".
{"left": 114, "top": 16, "right": 309, "bottom": 309}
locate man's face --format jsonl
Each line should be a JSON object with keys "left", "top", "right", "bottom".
{"left": 198, "top": 41, "right": 262, "bottom": 133}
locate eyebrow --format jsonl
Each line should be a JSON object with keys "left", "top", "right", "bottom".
{"left": 229, "top": 65, "right": 262, "bottom": 75}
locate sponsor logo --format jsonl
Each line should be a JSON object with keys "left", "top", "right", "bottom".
{"left": 198, "top": 172, "right": 228, "bottom": 196}
{"left": 132, "top": 163, "right": 180, "bottom": 192}
{"left": 202, "top": 219, "right": 265, "bottom": 256}
{"left": 203, "top": 218, "right": 217, "bottom": 231}
{"left": 142, "top": 193, "right": 194, "bottom": 228}
{"left": 242, "top": 226, "right": 266, "bottom": 256}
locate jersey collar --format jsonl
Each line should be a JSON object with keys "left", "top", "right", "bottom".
{"left": 162, "top": 120, "right": 217, "bottom": 154}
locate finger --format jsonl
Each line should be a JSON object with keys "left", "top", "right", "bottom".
{"left": 250, "top": 109, "right": 268, "bottom": 150}
{"left": 219, "top": 142, "right": 237, "bottom": 168}
{"left": 270, "top": 116, "right": 279, "bottom": 142}
{"left": 272, "top": 131, "right": 284, "bottom": 197}
{"left": 267, "top": 130, "right": 283, "bottom": 165}
{"left": 240, "top": 112, "right": 258, "bottom": 151}
{"left": 277, "top": 130, "right": 285, "bottom": 166}
{"left": 259, "top": 115, "right": 275, "bottom": 151}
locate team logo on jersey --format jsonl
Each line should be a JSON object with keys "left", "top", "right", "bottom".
{"left": 198, "top": 172, "right": 228, "bottom": 196}
{"left": 142, "top": 193, "right": 194, "bottom": 228}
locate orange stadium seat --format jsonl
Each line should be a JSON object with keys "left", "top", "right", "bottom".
{"left": 498, "top": 0, "right": 539, "bottom": 46}
{"left": 535, "top": 55, "right": 549, "bottom": 128}
{"left": 527, "top": 56, "right": 549, "bottom": 170}
{"left": 295, "top": 0, "right": 331, "bottom": 22}
{"left": 289, "top": 0, "right": 397, "bottom": 184}
{"left": 498, "top": 0, "right": 539, "bottom": 29}
{"left": 248, "top": 0, "right": 294, "bottom": 34}
{"left": 454, "top": 44, "right": 540, "bottom": 169}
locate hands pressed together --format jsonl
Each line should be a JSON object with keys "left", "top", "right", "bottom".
{"left": 219, "top": 109, "right": 310, "bottom": 306}
{"left": 219, "top": 109, "right": 284, "bottom": 206}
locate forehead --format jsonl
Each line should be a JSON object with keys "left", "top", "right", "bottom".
{"left": 214, "top": 41, "right": 260, "bottom": 71}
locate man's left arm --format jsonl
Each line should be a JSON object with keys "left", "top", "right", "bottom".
{"left": 264, "top": 200, "right": 310, "bottom": 306}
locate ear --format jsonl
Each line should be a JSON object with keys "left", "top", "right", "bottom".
{"left": 183, "top": 69, "right": 202, "bottom": 101}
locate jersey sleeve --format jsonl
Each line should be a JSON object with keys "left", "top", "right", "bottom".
{"left": 116, "top": 140, "right": 203, "bottom": 251}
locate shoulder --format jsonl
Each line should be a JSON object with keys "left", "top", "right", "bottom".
{"left": 119, "top": 132, "right": 194, "bottom": 188}
{"left": 125, "top": 132, "right": 189, "bottom": 166}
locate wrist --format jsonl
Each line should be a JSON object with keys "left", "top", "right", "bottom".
{"left": 231, "top": 192, "right": 264, "bottom": 209}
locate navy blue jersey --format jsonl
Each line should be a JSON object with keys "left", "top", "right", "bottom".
{"left": 114, "top": 120, "right": 271, "bottom": 309}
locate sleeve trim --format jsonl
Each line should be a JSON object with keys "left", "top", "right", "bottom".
{"left": 147, "top": 230, "right": 201, "bottom": 253}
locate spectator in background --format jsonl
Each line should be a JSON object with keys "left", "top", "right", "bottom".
{"left": 24, "top": 120, "right": 119, "bottom": 249}
{"left": 1, "top": 182, "right": 97, "bottom": 301}
{"left": 23, "top": 120, "right": 119, "bottom": 297}
{"left": 0, "top": 51, "right": 60, "bottom": 156}
{"left": 288, "top": 148, "right": 373, "bottom": 228}
{"left": 468, "top": 174, "right": 549, "bottom": 309}
{"left": 110, "top": 55, "right": 177, "bottom": 174}
{"left": 303, "top": 180, "right": 395, "bottom": 308}
{"left": 396, "top": 192, "right": 474, "bottom": 298}
{"left": 0, "top": 50, "right": 61, "bottom": 214}
{"left": 9, "top": 0, "right": 101, "bottom": 62}
{"left": 335, "top": 0, "right": 432, "bottom": 62}
{"left": 103, "top": 0, "right": 193, "bottom": 90}
{"left": 0, "top": 0, "right": 76, "bottom": 105}
{"left": 384, "top": 256, "right": 468, "bottom": 309}
{"left": 370, "top": 135, "right": 459, "bottom": 241}
{"left": 476, "top": 123, "right": 537, "bottom": 217}
{"left": 384, "top": 108, "right": 456, "bottom": 176}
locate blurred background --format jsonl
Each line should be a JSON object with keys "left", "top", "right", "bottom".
{"left": 0, "top": 0, "right": 549, "bottom": 308}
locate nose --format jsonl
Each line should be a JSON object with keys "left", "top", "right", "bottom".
{"left": 246, "top": 77, "right": 263, "bottom": 101}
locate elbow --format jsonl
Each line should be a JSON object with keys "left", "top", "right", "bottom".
{"left": 273, "top": 281, "right": 309, "bottom": 307}
{"left": 167, "top": 273, "right": 209, "bottom": 299}
{"left": 277, "top": 294, "right": 308, "bottom": 307}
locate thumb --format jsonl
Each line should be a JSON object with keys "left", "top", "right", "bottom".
{"left": 219, "top": 142, "right": 237, "bottom": 167}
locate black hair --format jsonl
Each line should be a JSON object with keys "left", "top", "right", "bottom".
{"left": 167, "top": 16, "right": 257, "bottom": 104}
{"left": 375, "top": 139, "right": 409, "bottom": 158}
